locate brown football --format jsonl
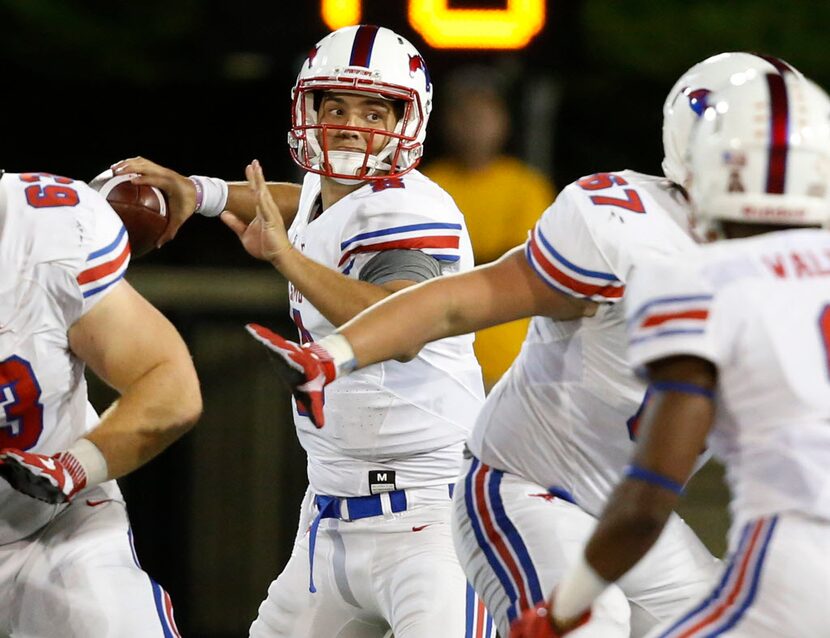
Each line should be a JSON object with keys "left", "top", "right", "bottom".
{"left": 89, "top": 170, "right": 169, "bottom": 257}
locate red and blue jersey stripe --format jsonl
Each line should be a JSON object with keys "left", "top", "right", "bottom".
{"left": 628, "top": 294, "right": 713, "bottom": 345}
{"left": 339, "top": 221, "right": 462, "bottom": 268}
{"left": 525, "top": 225, "right": 624, "bottom": 301}
{"left": 77, "top": 224, "right": 130, "bottom": 301}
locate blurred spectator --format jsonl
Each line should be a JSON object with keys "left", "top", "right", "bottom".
{"left": 424, "top": 66, "right": 556, "bottom": 389}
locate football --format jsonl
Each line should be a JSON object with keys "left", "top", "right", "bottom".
{"left": 89, "top": 169, "right": 169, "bottom": 257}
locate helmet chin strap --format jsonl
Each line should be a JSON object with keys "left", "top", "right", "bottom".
{"left": 315, "top": 150, "right": 392, "bottom": 184}
{"left": 329, "top": 175, "right": 366, "bottom": 186}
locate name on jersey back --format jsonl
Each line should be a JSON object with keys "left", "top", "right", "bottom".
{"left": 764, "top": 248, "right": 830, "bottom": 279}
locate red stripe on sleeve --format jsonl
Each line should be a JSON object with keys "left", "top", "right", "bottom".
{"left": 640, "top": 309, "right": 709, "bottom": 328}
{"left": 528, "top": 236, "right": 624, "bottom": 299}
{"left": 77, "top": 242, "right": 130, "bottom": 285}
{"left": 338, "top": 235, "right": 459, "bottom": 266}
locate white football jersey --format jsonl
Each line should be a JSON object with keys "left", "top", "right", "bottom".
{"left": 468, "top": 171, "right": 697, "bottom": 515}
{"left": 0, "top": 172, "right": 130, "bottom": 543}
{"left": 626, "top": 228, "right": 830, "bottom": 525}
{"left": 287, "top": 171, "right": 484, "bottom": 496}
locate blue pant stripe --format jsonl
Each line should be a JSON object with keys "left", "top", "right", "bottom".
{"left": 657, "top": 520, "right": 753, "bottom": 636}
{"left": 150, "top": 579, "right": 175, "bottom": 638}
{"left": 464, "top": 458, "right": 520, "bottom": 624}
{"left": 658, "top": 517, "right": 773, "bottom": 637}
{"left": 127, "top": 527, "right": 141, "bottom": 568}
{"left": 465, "top": 581, "right": 475, "bottom": 637}
{"left": 488, "top": 470, "right": 544, "bottom": 605}
{"left": 710, "top": 516, "right": 778, "bottom": 636}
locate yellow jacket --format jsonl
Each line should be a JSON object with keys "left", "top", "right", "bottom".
{"left": 424, "top": 156, "right": 556, "bottom": 387}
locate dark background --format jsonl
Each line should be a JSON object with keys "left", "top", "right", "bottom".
{"left": 3, "top": 1, "right": 828, "bottom": 635}
{"left": 8, "top": 1, "right": 830, "bottom": 232}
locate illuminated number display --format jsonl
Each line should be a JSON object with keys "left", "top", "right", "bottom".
{"left": 321, "top": 0, "right": 546, "bottom": 50}
{"left": 321, "top": 0, "right": 361, "bottom": 31}
{"left": 409, "top": 0, "right": 545, "bottom": 49}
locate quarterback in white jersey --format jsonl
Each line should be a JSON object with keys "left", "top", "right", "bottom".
{"left": 0, "top": 171, "right": 201, "bottom": 636}
{"left": 250, "top": 53, "right": 808, "bottom": 638}
{"left": 540, "top": 70, "right": 830, "bottom": 637}
{"left": 286, "top": 170, "right": 482, "bottom": 495}
{"left": 116, "top": 24, "right": 493, "bottom": 638}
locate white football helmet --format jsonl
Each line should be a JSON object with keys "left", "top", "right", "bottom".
{"left": 662, "top": 52, "right": 803, "bottom": 187}
{"left": 288, "top": 25, "right": 433, "bottom": 184}
{"left": 688, "top": 73, "right": 830, "bottom": 233}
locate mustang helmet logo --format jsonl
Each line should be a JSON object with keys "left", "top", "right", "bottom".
{"left": 306, "top": 45, "right": 319, "bottom": 69}
{"left": 408, "top": 54, "right": 432, "bottom": 91}
{"left": 686, "top": 88, "right": 712, "bottom": 117}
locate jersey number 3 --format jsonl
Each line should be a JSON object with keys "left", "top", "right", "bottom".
{"left": 290, "top": 310, "right": 320, "bottom": 418}
{"left": 0, "top": 356, "right": 44, "bottom": 450}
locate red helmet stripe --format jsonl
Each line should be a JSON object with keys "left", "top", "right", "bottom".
{"left": 766, "top": 73, "right": 790, "bottom": 194}
{"left": 349, "top": 25, "right": 379, "bottom": 68}
{"left": 751, "top": 53, "right": 796, "bottom": 75}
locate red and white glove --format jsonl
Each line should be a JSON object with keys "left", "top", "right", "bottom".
{"left": 509, "top": 602, "right": 591, "bottom": 638}
{"left": 246, "top": 323, "right": 337, "bottom": 428}
{"left": 0, "top": 448, "right": 87, "bottom": 504}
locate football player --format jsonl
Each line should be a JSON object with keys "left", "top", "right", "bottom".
{"left": 116, "top": 25, "right": 494, "bottom": 638}
{"left": 514, "top": 69, "right": 830, "bottom": 638}
{"left": 241, "top": 53, "right": 806, "bottom": 638}
{"left": 0, "top": 170, "right": 202, "bottom": 636}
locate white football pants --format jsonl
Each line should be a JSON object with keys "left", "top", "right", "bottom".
{"left": 0, "top": 483, "right": 180, "bottom": 637}
{"left": 249, "top": 485, "right": 495, "bottom": 638}
{"left": 452, "top": 457, "right": 721, "bottom": 638}
{"left": 646, "top": 513, "right": 830, "bottom": 637}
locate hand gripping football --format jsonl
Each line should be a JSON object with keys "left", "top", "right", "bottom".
{"left": 90, "top": 169, "right": 169, "bottom": 257}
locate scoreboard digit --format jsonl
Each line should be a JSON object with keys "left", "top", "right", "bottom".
{"left": 321, "top": 0, "right": 546, "bottom": 49}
